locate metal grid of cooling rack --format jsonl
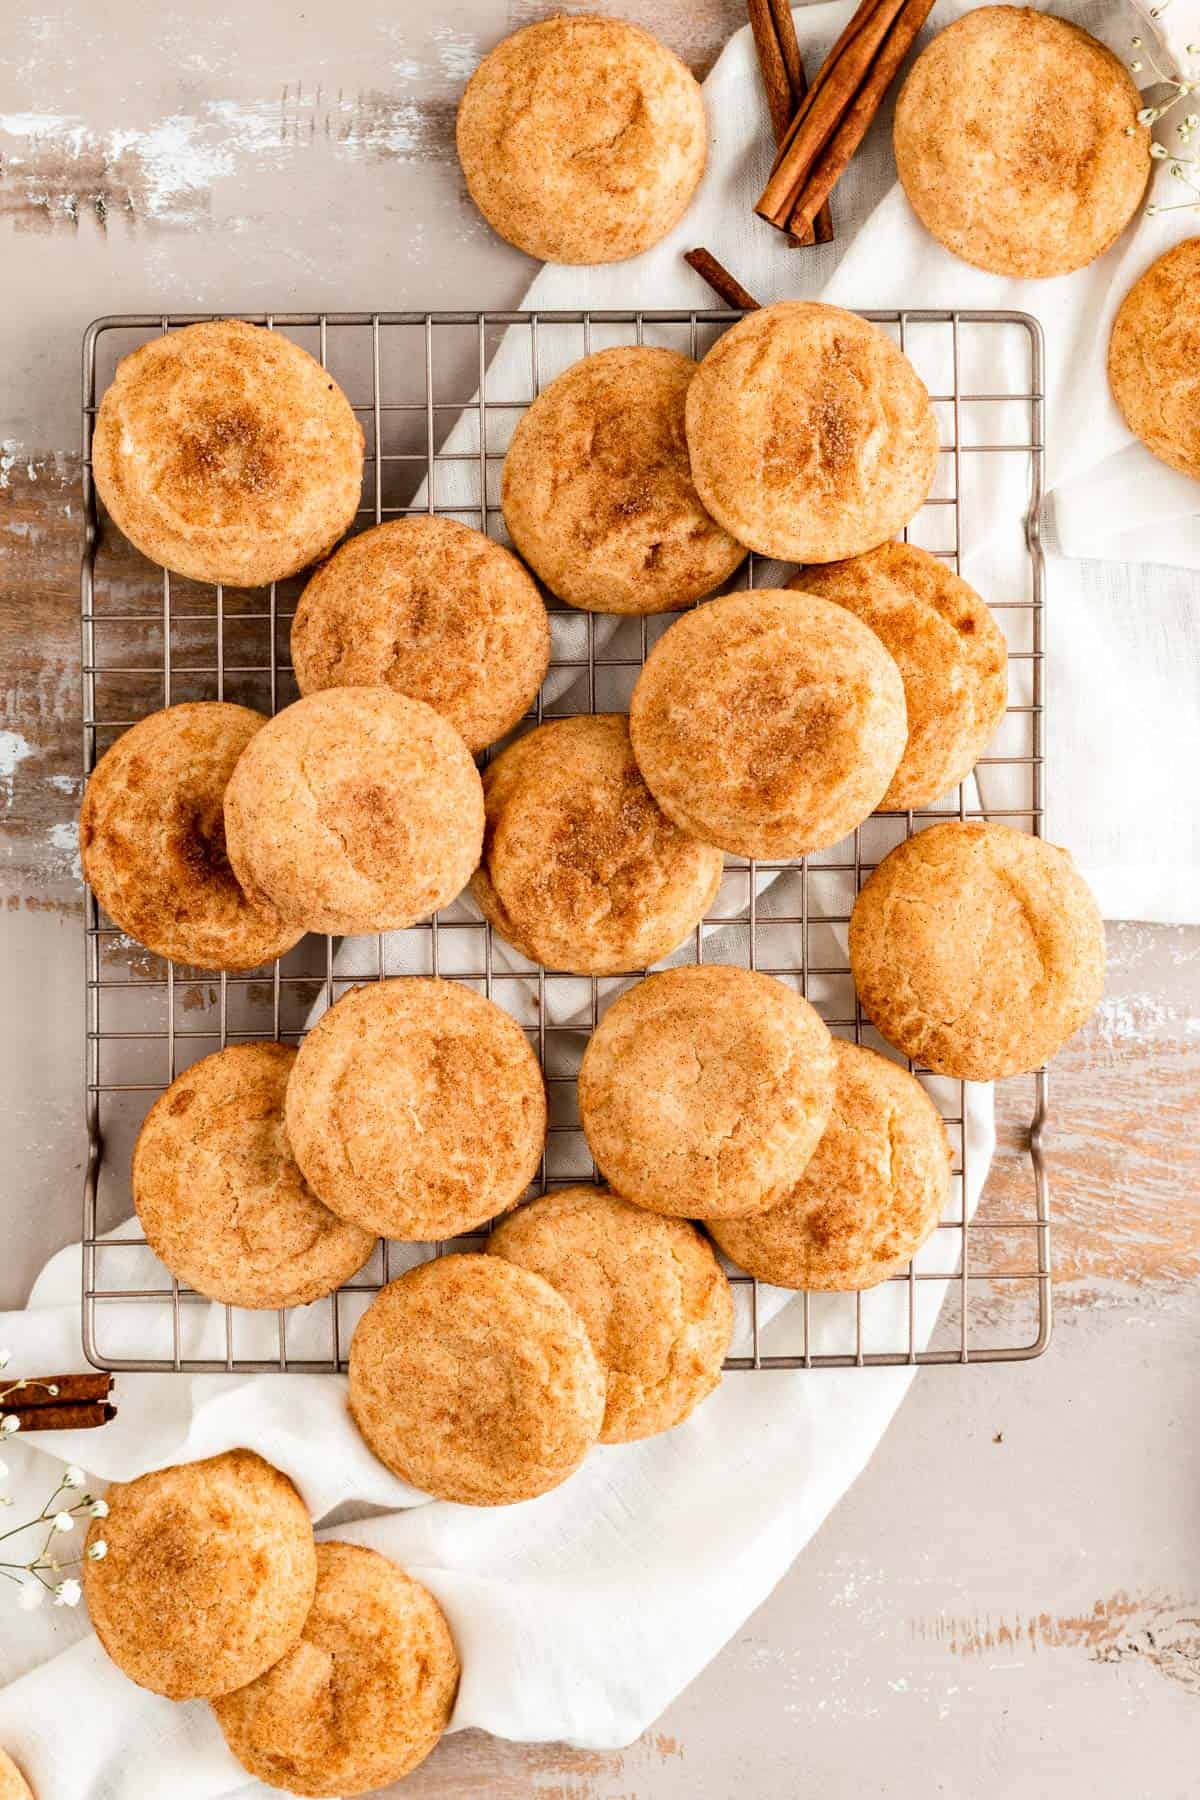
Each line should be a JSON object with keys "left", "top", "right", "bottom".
{"left": 80, "top": 307, "right": 1049, "bottom": 1375}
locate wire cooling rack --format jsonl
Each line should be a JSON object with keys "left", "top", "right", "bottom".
{"left": 80, "top": 308, "right": 1048, "bottom": 1375}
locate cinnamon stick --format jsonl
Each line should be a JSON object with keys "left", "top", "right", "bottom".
{"left": 756, "top": 0, "right": 921, "bottom": 231}
{"left": 746, "top": 0, "right": 834, "bottom": 245}
{"left": 9, "top": 1402, "right": 116, "bottom": 1433}
{"left": 684, "top": 248, "right": 761, "bottom": 311}
{"left": 788, "top": 0, "right": 936, "bottom": 236}
{"left": 4, "top": 1372, "right": 112, "bottom": 1408}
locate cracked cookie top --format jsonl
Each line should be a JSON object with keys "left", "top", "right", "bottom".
{"left": 489, "top": 1183, "right": 733, "bottom": 1441}
{"left": 469, "top": 713, "right": 724, "bottom": 975}
{"left": 894, "top": 8, "right": 1149, "bottom": 281}
{"left": 683, "top": 302, "right": 938, "bottom": 564}
{"left": 630, "top": 588, "right": 908, "bottom": 859}
{"left": 223, "top": 687, "right": 483, "bottom": 937}
{"left": 348, "top": 1255, "right": 606, "bottom": 1504}
{"left": 92, "top": 319, "right": 363, "bottom": 587}
{"left": 501, "top": 347, "right": 745, "bottom": 613}
{"left": 284, "top": 977, "right": 546, "bottom": 1240}
{"left": 132, "top": 1041, "right": 375, "bottom": 1309}
{"left": 791, "top": 543, "right": 1008, "bottom": 812}
{"left": 849, "top": 820, "right": 1106, "bottom": 1080}
{"left": 83, "top": 1450, "right": 316, "bottom": 1700}
{"left": 212, "top": 1542, "right": 459, "bottom": 1796}
{"left": 456, "top": 15, "right": 707, "bottom": 264}
{"left": 707, "top": 1041, "right": 952, "bottom": 1291}
{"left": 578, "top": 963, "right": 836, "bottom": 1219}
{"left": 291, "top": 517, "right": 549, "bottom": 754}
{"left": 79, "top": 701, "right": 304, "bottom": 971}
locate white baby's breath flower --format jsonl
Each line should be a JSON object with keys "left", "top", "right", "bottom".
{"left": 62, "top": 1466, "right": 85, "bottom": 1491}
{"left": 0, "top": 1416, "right": 19, "bottom": 1438}
{"left": 88, "top": 1498, "right": 108, "bottom": 1520}
{"left": 86, "top": 1539, "right": 108, "bottom": 1562}
{"left": 16, "top": 1581, "right": 44, "bottom": 1613}
{"left": 51, "top": 1512, "right": 74, "bottom": 1535}
{"left": 53, "top": 1579, "right": 81, "bottom": 1608}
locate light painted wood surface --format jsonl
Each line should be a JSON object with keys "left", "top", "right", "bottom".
{"left": 2, "top": 3, "right": 1198, "bottom": 1794}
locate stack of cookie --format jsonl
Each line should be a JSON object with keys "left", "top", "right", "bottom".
{"left": 79, "top": 1449, "right": 460, "bottom": 1795}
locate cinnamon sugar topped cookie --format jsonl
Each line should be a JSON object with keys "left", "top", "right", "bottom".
{"left": 502, "top": 347, "right": 745, "bottom": 612}
{"left": 684, "top": 302, "right": 938, "bottom": 563}
{"left": 457, "top": 16, "right": 707, "bottom": 264}
{"left": 894, "top": 8, "right": 1149, "bottom": 279}
{"left": 92, "top": 320, "right": 362, "bottom": 586}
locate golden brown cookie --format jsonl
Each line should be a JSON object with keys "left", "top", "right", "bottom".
{"left": 579, "top": 964, "right": 835, "bottom": 1219}
{"left": 285, "top": 978, "right": 546, "bottom": 1240}
{"left": 489, "top": 1185, "right": 732, "bottom": 1441}
{"left": 1108, "top": 239, "right": 1200, "bottom": 482}
{"left": 501, "top": 347, "right": 746, "bottom": 613}
{"left": 348, "top": 1255, "right": 606, "bottom": 1504}
{"left": 92, "top": 320, "right": 363, "bottom": 586}
{"left": 629, "top": 589, "right": 907, "bottom": 858}
{"left": 223, "top": 688, "right": 483, "bottom": 936}
{"left": 894, "top": 8, "right": 1149, "bottom": 279}
{"left": 80, "top": 702, "right": 303, "bottom": 970}
{"left": 849, "top": 820, "right": 1106, "bottom": 1080}
{"left": 456, "top": 16, "right": 707, "bottom": 264}
{"left": 291, "top": 517, "right": 550, "bottom": 753}
{"left": 790, "top": 544, "right": 1008, "bottom": 810}
{"left": 0, "top": 1751, "right": 32, "bottom": 1800}
{"left": 82, "top": 1450, "right": 316, "bottom": 1700}
{"left": 469, "top": 714, "right": 723, "bottom": 974}
{"left": 708, "top": 1041, "right": 952, "bottom": 1290}
{"left": 132, "top": 1043, "right": 375, "bottom": 1308}
{"left": 684, "top": 302, "right": 938, "bottom": 562}
{"left": 212, "top": 1542, "right": 458, "bottom": 1797}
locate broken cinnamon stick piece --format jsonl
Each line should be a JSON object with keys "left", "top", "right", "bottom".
{"left": 684, "top": 248, "right": 762, "bottom": 311}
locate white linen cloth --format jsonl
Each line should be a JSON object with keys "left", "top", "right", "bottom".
{"left": 0, "top": 1, "right": 1196, "bottom": 1793}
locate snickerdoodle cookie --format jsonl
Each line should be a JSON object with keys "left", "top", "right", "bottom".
{"left": 791, "top": 544, "right": 1008, "bottom": 810}
{"left": 92, "top": 320, "right": 363, "bottom": 586}
{"left": 849, "top": 821, "right": 1106, "bottom": 1080}
{"left": 684, "top": 302, "right": 938, "bottom": 562}
{"left": 469, "top": 714, "right": 723, "bottom": 974}
{"left": 83, "top": 1450, "right": 316, "bottom": 1699}
{"left": 291, "top": 517, "right": 549, "bottom": 753}
{"left": 894, "top": 8, "right": 1150, "bottom": 279}
{"left": 708, "top": 1041, "right": 952, "bottom": 1290}
{"left": 80, "top": 702, "right": 303, "bottom": 970}
{"left": 348, "top": 1255, "right": 606, "bottom": 1504}
{"left": 1109, "top": 239, "right": 1200, "bottom": 481}
{"left": 285, "top": 978, "right": 546, "bottom": 1240}
{"left": 490, "top": 1185, "right": 732, "bottom": 1440}
{"left": 0, "top": 1751, "right": 32, "bottom": 1800}
{"left": 132, "top": 1043, "right": 375, "bottom": 1308}
{"left": 212, "top": 1542, "right": 459, "bottom": 1797}
{"left": 579, "top": 964, "right": 835, "bottom": 1219}
{"left": 456, "top": 16, "right": 707, "bottom": 264}
{"left": 223, "top": 688, "right": 483, "bottom": 936}
{"left": 501, "top": 348, "right": 745, "bottom": 613}
{"left": 629, "top": 589, "right": 907, "bottom": 858}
